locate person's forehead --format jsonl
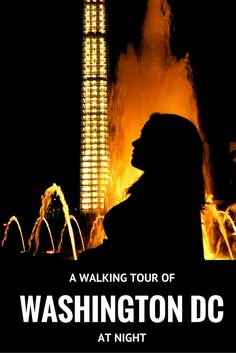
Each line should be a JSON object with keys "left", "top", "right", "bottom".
{"left": 141, "top": 120, "right": 158, "bottom": 134}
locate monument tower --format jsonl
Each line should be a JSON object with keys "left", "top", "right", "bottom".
{"left": 80, "top": 0, "right": 109, "bottom": 214}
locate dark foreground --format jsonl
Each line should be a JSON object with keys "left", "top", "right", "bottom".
{"left": 0, "top": 251, "right": 235, "bottom": 352}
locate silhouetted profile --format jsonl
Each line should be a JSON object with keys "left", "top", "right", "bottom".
{"left": 80, "top": 113, "right": 205, "bottom": 268}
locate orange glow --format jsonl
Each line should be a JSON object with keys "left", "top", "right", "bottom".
{"left": 107, "top": 0, "right": 203, "bottom": 209}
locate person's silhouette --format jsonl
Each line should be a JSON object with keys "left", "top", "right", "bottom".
{"left": 79, "top": 113, "right": 205, "bottom": 268}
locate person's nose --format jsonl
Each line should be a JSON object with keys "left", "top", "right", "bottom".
{"left": 132, "top": 138, "right": 140, "bottom": 147}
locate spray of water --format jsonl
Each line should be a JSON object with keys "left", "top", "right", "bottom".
{"left": 202, "top": 198, "right": 236, "bottom": 259}
{"left": 1, "top": 215, "right": 25, "bottom": 252}
{"left": 58, "top": 215, "right": 85, "bottom": 253}
{"left": 31, "top": 183, "right": 77, "bottom": 260}
{"left": 28, "top": 217, "right": 55, "bottom": 254}
{"left": 87, "top": 215, "right": 106, "bottom": 249}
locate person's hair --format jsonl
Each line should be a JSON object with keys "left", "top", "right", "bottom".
{"left": 127, "top": 112, "right": 206, "bottom": 210}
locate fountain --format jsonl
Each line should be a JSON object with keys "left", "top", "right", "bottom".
{"left": 0, "top": 184, "right": 86, "bottom": 260}
{"left": 87, "top": 215, "right": 106, "bottom": 249}
{"left": 58, "top": 215, "right": 85, "bottom": 254}
{"left": 202, "top": 199, "right": 236, "bottom": 259}
{"left": 0, "top": 181, "right": 235, "bottom": 260}
{"left": 30, "top": 183, "right": 80, "bottom": 260}
{"left": 1, "top": 216, "right": 26, "bottom": 253}
{"left": 28, "top": 217, "right": 55, "bottom": 255}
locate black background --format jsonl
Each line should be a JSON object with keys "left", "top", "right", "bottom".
{"left": 0, "top": 1, "right": 236, "bottom": 351}
{"left": 0, "top": 258, "right": 235, "bottom": 352}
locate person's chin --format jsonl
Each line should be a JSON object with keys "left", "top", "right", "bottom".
{"left": 131, "top": 156, "right": 136, "bottom": 167}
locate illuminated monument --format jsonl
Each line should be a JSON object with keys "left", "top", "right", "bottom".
{"left": 80, "top": 0, "right": 109, "bottom": 214}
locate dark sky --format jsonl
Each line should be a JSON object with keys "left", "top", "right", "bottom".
{"left": 1, "top": 0, "right": 235, "bottom": 225}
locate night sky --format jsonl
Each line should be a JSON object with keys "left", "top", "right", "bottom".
{"left": 1, "top": 0, "right": 236, "bottom": 228}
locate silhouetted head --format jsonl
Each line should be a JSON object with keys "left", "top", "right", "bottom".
{"left": 130, "top": 113, "right": 205, "bottom": 208}
{"left": 132, "top": 113, "right": 202, "bottom": 170}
